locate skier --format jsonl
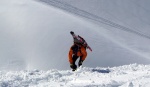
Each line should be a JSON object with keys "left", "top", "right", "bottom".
{"left": 68, "top": 31, "right": 89, "bottom": 71}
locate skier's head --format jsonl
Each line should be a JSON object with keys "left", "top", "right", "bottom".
{"left": 70, "top": 31, "right": 74, "bottom": 35}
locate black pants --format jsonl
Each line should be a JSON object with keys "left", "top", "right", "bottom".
{"left": 72, "top": 55, "right": 82, "bottom": 66}
{"left": 70, "top": 55, "right": 82, "bottom": 70}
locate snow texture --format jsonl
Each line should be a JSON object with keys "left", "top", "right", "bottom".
{"left": 0, "top": 64, "right": 150, "bottom": 87}
{"left": 1, "top": 0, "right": 150, "bottom": 70}
{"left": 0, "top": 0, "right": 150, "bottom": 86}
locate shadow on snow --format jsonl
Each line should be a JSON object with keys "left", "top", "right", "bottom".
{"left": 91, "top": 68, "right": 111, "bottom": 73}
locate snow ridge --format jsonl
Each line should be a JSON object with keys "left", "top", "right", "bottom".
{"left": 0, "top": 64, "right": 150, "bottom": 87}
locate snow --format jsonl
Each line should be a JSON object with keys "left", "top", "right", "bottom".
{"left": 1, "top": 0, "right": 150, "bottom": 86}
{"left": 1, "top": 0, "right": 150, "bottom": 70}
{"left": 0, "top": 64, "right": 150, "bottom": 87}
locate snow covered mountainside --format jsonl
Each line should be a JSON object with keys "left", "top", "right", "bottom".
{"left": 1, "top": 0, "right": 150, "bottom": 86}
{"left": 1, "top": 0, "right": 150, "bottom": 70}
{"left": 0, "top": 64, "right": 150, "bottom": 87}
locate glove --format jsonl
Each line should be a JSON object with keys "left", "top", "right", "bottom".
{"left": 78, "top": 60, "right": 83, "bottom": 67}
{"left": 70, "top": 31, "right": 74, "bottom": 35}
{"left": 70, "top": 64, "right": 77, "bottom": 70}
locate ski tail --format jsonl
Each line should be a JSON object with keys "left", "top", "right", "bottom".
{"left": 87, "top": 45, "right": 92, "bottom": 51}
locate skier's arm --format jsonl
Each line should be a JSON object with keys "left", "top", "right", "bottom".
{"left": 80, "top": 47, "right": 87, "bottom": 61}
{"left": 68, "top": 48, "right": 73, "bottom": 64}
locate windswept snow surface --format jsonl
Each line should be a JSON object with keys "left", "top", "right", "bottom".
{"left": 0, "top": 64, "right": 150, "bottom": 87}
{"left": 1, "top": 0, "right": 150, "bottom": 71}
{"left": 1, "top": 0, "right": 150, "bottom": 86}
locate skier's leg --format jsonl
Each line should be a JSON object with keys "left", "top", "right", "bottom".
{"left": 78, "top": 56, "right": 83, "bottom": 67}
{"left": 72, "top": 55, "right": 79, "bottom": 64}
{"left": 70, "top": 55, "right": 78, "bottom": 70}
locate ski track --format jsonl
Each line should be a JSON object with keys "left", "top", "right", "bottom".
{"left": 0, "top": 64, "right": 150, "bottom": 87}
{"left": 37, "top": 0, "right": 150, "bottom": 40}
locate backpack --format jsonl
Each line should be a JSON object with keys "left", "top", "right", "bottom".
{"left": 70, "top": 31, "right": 92, "bottom": 51}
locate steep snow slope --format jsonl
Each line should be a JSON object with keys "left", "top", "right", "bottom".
{"left": 38, "top": 0, "right": 150, "bottom": 64}
{"left": 59, "top": 0, "right": 150, "bottom": 35}
{"left": 0, "top": 64, "right": 150, "bottom": 87}
{"left": 0, "top": 0, "right": 150, "bottom": 71}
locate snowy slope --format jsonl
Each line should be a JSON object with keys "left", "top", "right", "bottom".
{"left": 0, "top": 0, "right": 150, "bottom": 71}
{"left": 0, "top": 64, "right": 150, "bottom": 87}
{"left": 1, "top": 0, "right": 150, "bottom": 86}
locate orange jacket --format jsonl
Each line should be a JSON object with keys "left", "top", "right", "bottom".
{"left": 68, "top": 45, "right": 87, "bottom": 64}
